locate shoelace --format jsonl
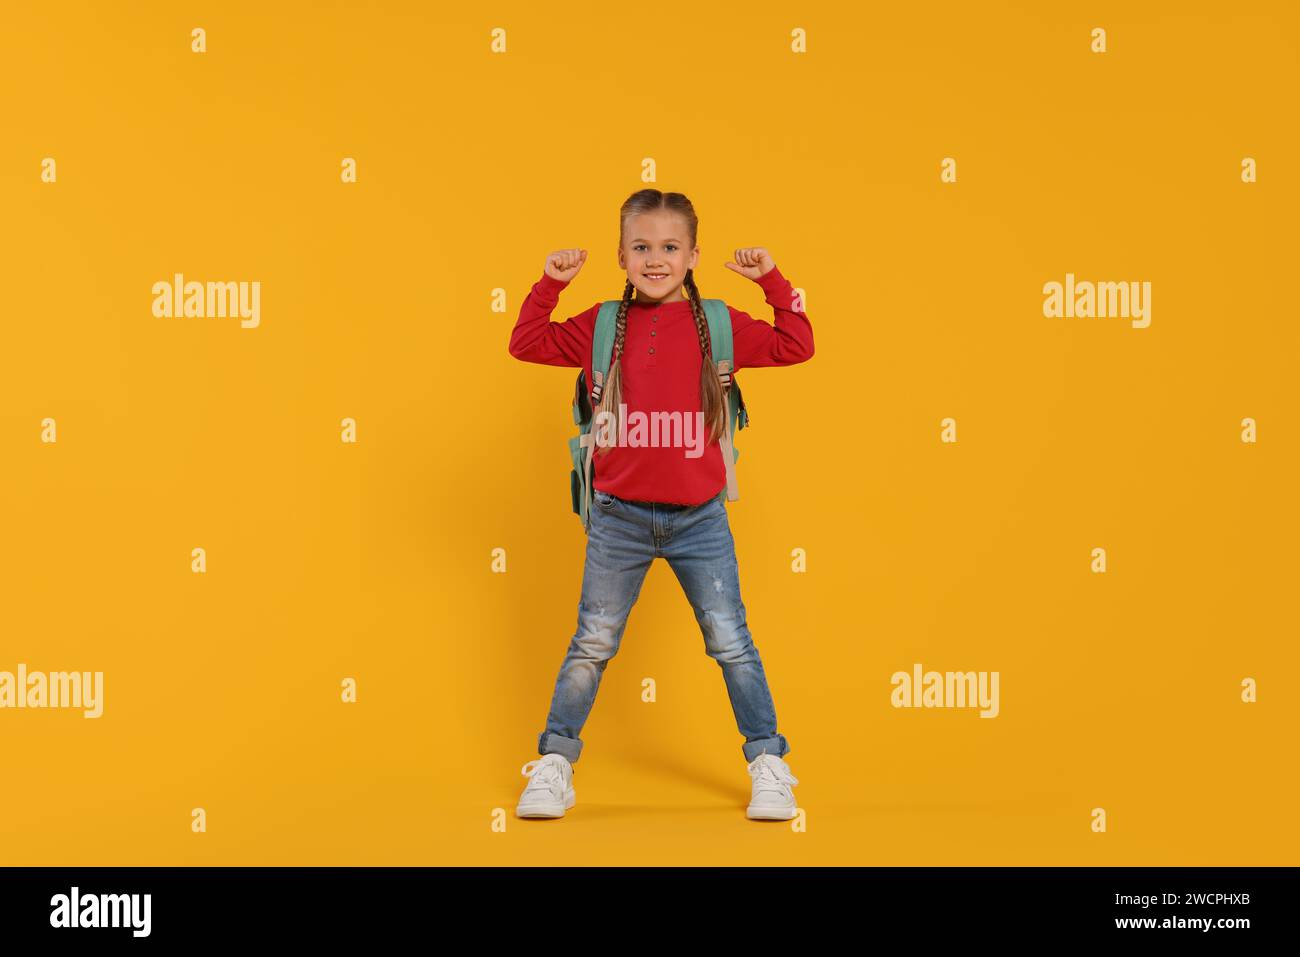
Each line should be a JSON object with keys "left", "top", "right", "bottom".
{"left": 521, "top": 758, "right": 568, "bottom": 798}
{"left": 748, "top": 756, "right": 799, "bottom": 796}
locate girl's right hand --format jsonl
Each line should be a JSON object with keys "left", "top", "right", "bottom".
{"left": 545, "top": 248, "right": 587, "bottom": 283}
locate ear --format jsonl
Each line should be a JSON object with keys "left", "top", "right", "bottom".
{"left": 689, "top": 245, "right": 700, "bottom": 271}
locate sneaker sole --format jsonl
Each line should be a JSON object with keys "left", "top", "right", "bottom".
{"left": 746, "top": 804, "right": 798, "bottom": 820}
{"left": 516, "top": 788, "right": 576, "bottom": 819}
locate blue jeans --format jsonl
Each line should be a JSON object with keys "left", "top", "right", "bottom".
{"left": 537, "top": 489, "right": 790, "bottom": 764}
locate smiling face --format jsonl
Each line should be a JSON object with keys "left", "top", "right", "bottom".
{"left": 618, "top": 210, "right": 700, "bottom": 304}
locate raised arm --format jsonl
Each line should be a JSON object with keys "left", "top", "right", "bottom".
{"left": 508, "top": 248, "right": 598, "bottom": 368}
{"left": 729, "top": 262, "right": 815, "bottom": 370}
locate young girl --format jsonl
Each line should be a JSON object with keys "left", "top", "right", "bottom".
{"left": 507, "top": 188, "right": 814, "bottom": 820}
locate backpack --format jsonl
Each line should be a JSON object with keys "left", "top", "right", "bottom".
{"left": 568, "top": 298, "right": 749, "bottom": 533}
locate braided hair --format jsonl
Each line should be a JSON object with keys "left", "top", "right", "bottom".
{"left": 593, "top": 190, "right": 728, "bottom": 457}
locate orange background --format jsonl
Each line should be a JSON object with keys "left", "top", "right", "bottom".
{"left": 1, "top": 1, "right": 1295, "bottom": 864}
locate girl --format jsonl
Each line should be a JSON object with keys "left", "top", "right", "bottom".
{"left": 507, "top": 189, "right": 814, "bottom": 820}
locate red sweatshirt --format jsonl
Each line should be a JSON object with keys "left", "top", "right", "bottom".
{"left": 509, "top": 265, "right": 814, "bottom": 506}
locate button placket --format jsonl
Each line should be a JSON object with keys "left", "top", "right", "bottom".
{"left": 645, "top": 311, "right": 659, "bottom": 366}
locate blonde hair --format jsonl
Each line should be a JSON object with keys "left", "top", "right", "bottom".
{"left": 594, "top": 189, "right": 727, "bottom": 457}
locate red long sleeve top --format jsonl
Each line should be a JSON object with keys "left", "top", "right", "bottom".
{"left": 508, "top": 265, "right": 814, "bottom": 506}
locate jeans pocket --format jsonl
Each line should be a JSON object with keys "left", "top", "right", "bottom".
{"left": 594, "top": 490, "right": 618, "bottom": 511}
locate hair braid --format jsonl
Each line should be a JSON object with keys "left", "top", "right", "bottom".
{"left": 593, "top": 279, "right": 635, "bottom": 457}
{"left": 684, "top": 269, "right": 728, "bottom": 446}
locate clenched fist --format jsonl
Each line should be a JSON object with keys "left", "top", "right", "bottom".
{"left": 723, "top": 247, "right": 775, "bottom": 281}
{"left": 545, "top": 248, "right": 588, "bottom": 283}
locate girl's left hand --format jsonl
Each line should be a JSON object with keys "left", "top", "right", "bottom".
{"left": 723, "top": 247, "right": 775, "bottom": 281}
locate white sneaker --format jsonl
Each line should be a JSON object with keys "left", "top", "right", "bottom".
{"left": 746, "top": 752, "right": 799, "bottom": 820}
{"left": 516, "top": 753, "right": 576, "bottom": 818}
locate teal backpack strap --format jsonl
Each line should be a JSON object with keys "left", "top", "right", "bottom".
{"left": 701, "top": 300, "right": 748, "bottom": 433}
{"left": 570, "top": 302, "right": 622, "bottom": 533}
{"left": 589, "top": 302, "right": 619, "bottom": 406}
{"left": 701, "top": 299, "right": 744, "bottom": 505}
{"left": 701, "top": 298, "right": 732, "bottom": 374}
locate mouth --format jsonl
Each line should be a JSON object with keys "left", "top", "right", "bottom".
{"left": 643, "top": 273, "right": 670, "bottom": 282}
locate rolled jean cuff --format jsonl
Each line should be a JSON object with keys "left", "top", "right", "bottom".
{"left": 539, "top": 731, "right": 582, "bottom": 764}
{"left": 743, "top": 734, "right": 789, "bottom": 763}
